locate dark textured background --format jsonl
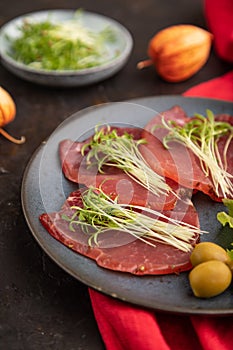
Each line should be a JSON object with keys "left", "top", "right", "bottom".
{"left": 0, "top": 1, "right": 231, "bottom": 349}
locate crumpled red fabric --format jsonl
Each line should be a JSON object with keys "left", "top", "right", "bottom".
{"left": 205, "top": 0, "right": 233, "bottom": 63}
{"left": 88, "top": 2, "right": 233, "bottom": 349}
{"left": 183, "top": 70, "right": 233, "bottom": 101}
{"left": 89, "top": 287, "right": 233, "bottom": 350}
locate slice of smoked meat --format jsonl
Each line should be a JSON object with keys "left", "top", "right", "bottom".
{"left": 39, "top": 188, "right": 200, "bottom": 276}
{"left": 140, "top": 105, "right": 233, "bottom": 201}
{"left": 59, "top": 127, "right": 182, "bottom": 211}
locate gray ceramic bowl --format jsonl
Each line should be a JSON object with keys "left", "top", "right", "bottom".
{"left": 0, "top": 9, "right": 133, "bottom": 87}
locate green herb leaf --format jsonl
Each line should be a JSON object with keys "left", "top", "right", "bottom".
{"left": 217, "top": 199, "right": 233, "bottom": 228}
{"left": 226, "top": 247, "right": 233, "bottom": 260}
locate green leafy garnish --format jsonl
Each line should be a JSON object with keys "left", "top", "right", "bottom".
{"left": 8, "top": 12, "right": 117, "bottom": 70}
{"left": 81, "top": 125, "right": 172, "bottom": 197}
{"left": 162, "top": 109, "right": 233, "bottom": 198}
{"left": 226, "top": 246, "right": 233, "bottom": 260}
{"left": 217, "top": 198, "right": 233, "bottom": 228}
{"left": 62, "top": 187, "right": 202, "bottom": 252}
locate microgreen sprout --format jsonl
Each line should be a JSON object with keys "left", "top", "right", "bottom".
{"left": 81, "top": 125, "right": 172, "bottom": 197}
{"left": 8, "top": 12, "right": 117, "bottom": 71}
{"left": 62, "top": 187, "right": 203, "bottom": 252}
{"left": 162, "top": 109, "right": 233, "bottom": 198}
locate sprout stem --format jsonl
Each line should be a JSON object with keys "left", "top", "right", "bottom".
{"left": 82, "top": 126, "right": 173, "bottom": 197}
{"left": 162, "top": 110, "right": 233, "bottom": 198}
{"left": 62, "top": 187, "right": 203, "bottom": 252}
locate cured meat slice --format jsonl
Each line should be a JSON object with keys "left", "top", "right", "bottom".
{"left": 140, "top": 105, "right": 233, "bottom": 201}
{"left": 39, "top": 188, "right": 200, "bottom": 275}
{"left": 59, "top": 127, "right": 181, "bottom": 211}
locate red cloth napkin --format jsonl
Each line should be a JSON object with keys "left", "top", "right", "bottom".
{"left": 183, "top": 70, "right": 233, "bottom": 101}
{"left": 205, "top": 0, "right": 233, "bottom": 63}
{"left": 89, "top": 3, "right": 233, "bottom": 349}
{"left": 89, "top": 288, "right": 233, "bottom": 350}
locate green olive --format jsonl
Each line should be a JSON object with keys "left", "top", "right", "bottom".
{"left": 189, "top": 260, "right": 232, "bottom": 298}
{"left": 190, "top": 242, "right": 231, "bottom": 267}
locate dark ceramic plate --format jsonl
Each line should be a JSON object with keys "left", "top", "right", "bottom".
{"left": 21, "top": 95, "right": 233, "bottom": 315}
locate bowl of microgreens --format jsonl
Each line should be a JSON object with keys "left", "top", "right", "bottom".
{"left": 0, "top": 9, "right": 133, "bottom": 87}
